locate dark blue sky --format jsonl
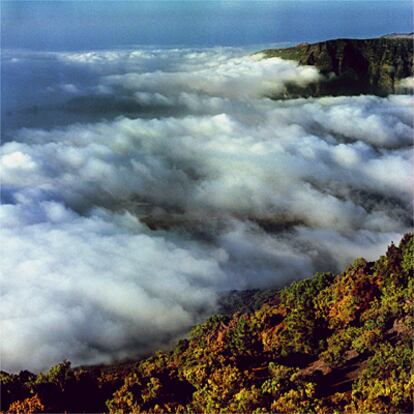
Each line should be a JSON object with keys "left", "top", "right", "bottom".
{"left": 2, "top": 1, "right": 413, "bottom": 51}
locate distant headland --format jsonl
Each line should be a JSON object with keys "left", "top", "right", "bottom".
{"left": 258, "top": 34, "right": 413, "bottom": 97}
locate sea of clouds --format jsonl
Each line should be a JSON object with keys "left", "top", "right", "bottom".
{"left": 1, "top": 47, "right": 413, "bottom": 372}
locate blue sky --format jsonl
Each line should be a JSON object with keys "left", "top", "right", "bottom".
{"left": 2, "top": 1, "right": 412, "bottom": 50}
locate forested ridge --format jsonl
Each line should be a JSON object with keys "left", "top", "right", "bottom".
{"left": 1, "top": 234, "right": 412, "bottom": 413}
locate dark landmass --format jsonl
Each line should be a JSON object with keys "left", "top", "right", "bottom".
{"left": 260, "top": 35, "right": 413, "bottom": 97}
{"left": 1, "top": 234, "right": 412, "bottom": 413}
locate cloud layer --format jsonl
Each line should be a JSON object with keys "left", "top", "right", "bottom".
{"left": 1, "top": 47, "right": 412, "bottom": 372}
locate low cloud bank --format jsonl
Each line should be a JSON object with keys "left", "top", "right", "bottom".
{"left": 1, "top": 47, "right": 412, "bottom": 372}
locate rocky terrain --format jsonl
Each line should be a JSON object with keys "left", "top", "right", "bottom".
{"left": 260, "top": 35, "right": 413, "bottom": 96}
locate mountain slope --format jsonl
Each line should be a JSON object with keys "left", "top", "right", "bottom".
{"left": 260, "top": 36, "right": 413, "bottom": 96}
{"left": 1, "top": 234, "right": 412, "bottom": 413}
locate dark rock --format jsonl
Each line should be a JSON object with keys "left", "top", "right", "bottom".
{"left": 260, "top": 35, "right": 413, "bottom": 96}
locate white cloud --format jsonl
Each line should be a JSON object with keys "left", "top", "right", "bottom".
{"left": 102, "top": 54, "right": 321, "bottom": 100}
{"left": 1, "top": 47, "right": 412, "bottom": 372}
{"left": 398, "top": 76, "right": 414, "bottom": 90}
{"left": 0, "top": 203, "right": 225, "bottom": 372}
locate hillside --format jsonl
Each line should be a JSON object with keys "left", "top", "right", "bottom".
{"left": 260, "top": 36, "right": 413, "bottom": 96}
{"left": 1, "top": 234, "right": 412, "bottom": 413}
